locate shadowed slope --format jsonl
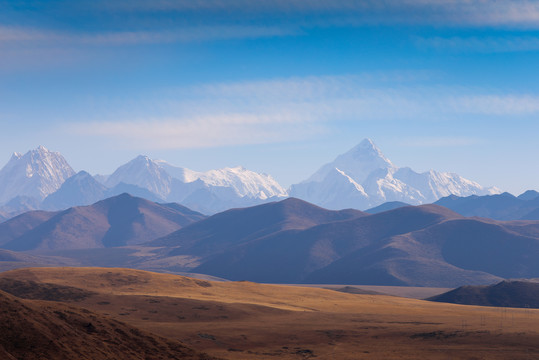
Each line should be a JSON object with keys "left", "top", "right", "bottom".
{"left": 0, "top": 210, "right": 59, "bottom": 246}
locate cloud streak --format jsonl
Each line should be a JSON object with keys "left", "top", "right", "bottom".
{"left": 416, "top": 35, "right": 539, "bottom": 53}
{"left": 66, "top": 74, "right": 539, "bottom": 150}
{"left": 0, "top": 25, "right": 296, "bottom": 46}
{"left": 100, "top": 0, "right": 539, "bottom": 28}
{"left": 69, "top": 114, "right": 325, "bottom": 149}
{"left": 398, "top": 136, "right": 485, "bottom": 148}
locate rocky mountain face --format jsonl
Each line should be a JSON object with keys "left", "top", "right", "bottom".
{"left": 289, "top": 139, "right": 500, "bottom": 210}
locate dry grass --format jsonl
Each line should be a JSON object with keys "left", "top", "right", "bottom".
{"left": 2, "top": 267, "right": 539, "bottom": 359}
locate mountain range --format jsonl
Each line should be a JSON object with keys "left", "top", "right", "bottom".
{"left": 0, "top": 140, "right": 504, "bottom": 219}
{"left": 136, "top": 198, "right": 539, "bottom": 287}
{"left": 3, "top": 194, "right": 537, "bottom": 287}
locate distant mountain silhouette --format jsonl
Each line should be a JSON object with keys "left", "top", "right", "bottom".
{"left": 365, "top": 201, "right": 410, "bottom": 214}
{"left": 0, "top": 195, "right": 42, "bottom": 219}
{"left": 428, "top": 280, "right": 539, "bottom": 308}
{"left": 517, "top": 190, "right": 539, "bottom": 201}
{"left": 1, "top": 194, "right": 205, "bottom": 251}
{"left": 435, "top": 192, "right": 539, "bottom": 220}
{"left": 105, "top": 182, "right": 164, "bottom": 203}
{"left": 42, "top": 171, "right": 108, "bottom": 210}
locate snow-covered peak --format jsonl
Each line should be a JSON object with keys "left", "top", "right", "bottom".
{"left": 153, "top": 160, "right": 286, "bottom": 199}
{"left": 195, "top": 166, "right": 287, "bottom": 199}
{"left": 106, "top": 155, "right": 287, "bottom": 203}
{"left": 339, "top": 138, "right": 393, "bottom": 168}
{"left": 0, "top": 146, "right": 75, "bottom": 204}
{"left": 36, "top": 145, "right": 49, "bottom": 153}
{"left": 290, "top": 139, "right": 501, "bottom": 210}
{"left": 304, "top": 138, "right": 395, "bottom": 184}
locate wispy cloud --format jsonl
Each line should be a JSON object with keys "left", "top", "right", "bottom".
{"left": 447, "top": 95, "right": 539, "bottom": 115}
{"left": 69, "top": 114, "right": 325, "bottom": 149}
{"left": 66, "top": 74, "right": 539, "bottom": 150}
{"left": 416, "top": 35, "right": 539, "bottom": 53}
{"left": 100, "top": 0, "right": 539, "bottom": 28}
{"left": 398, "top": 136, "right": 485, "bottom": 148}
{"left": 0, "top": 25, "right": 297, "bottom": 46}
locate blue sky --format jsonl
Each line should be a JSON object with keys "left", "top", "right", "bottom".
{"left": 1, "top": 0, "right": 539, "bottom": 194}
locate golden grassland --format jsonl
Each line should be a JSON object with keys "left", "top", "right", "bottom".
{"left": 2, "top": 267, "right": 539, "bottom": 359}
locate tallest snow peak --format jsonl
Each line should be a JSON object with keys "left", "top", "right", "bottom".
{"left": 347, "top": 138, "right": 390, "bottom": 163}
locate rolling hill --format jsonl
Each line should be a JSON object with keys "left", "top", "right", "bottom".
{"left": 428, "top": 280, "right": 539, "bottom": 308}
{"left": 0, "top": 288, "right": 215, "bottom": 360}
{"left": 0, "top": 193, "right": 205, "bottom": 251}
{"left": 149, "top": 197, "right": 366, "bottom": 259}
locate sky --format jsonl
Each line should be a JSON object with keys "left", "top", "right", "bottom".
{"left": 1, "top": 0, "right": 539, "bottom": 194}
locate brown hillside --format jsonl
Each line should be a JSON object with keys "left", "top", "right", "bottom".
{"left": 0, "top": 288, "right": 216, "bottom": 360}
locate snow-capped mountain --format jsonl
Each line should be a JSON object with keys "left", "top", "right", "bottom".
{"left": 289, "top": 139, "right": 500, "bottom": 210}
{"left": 105, "top": 155, "right": 173, "bottom": 200}
{"left": 0, "top": 146, "right": 75, "bottom": 205}
{"left": 0, "top": 142, "right": 502, "bottom": 217}
{"left": 99, "top": 156, "right": 287, "bottom": 214}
